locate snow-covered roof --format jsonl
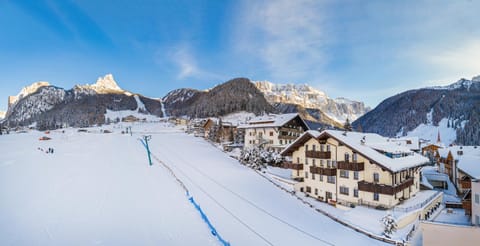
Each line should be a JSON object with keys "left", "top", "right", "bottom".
{"left": 282, "top": 130, "right": 429, "bottom": 172}
{"left": 438, "top": 146, "right": 480, "bottom": 178}
{"left": 238, "top": 113, "right": 307, "bottom": 129}
{"left": 389, "top": 136, "right": 420, "bottom": 151}
{"left": 325, "top": 130, "right": 429, "bottom": 172}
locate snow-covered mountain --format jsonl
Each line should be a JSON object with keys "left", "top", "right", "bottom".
{"left": 254, "top": 81, "right": 370, "bottom": 123}
{"left": 354, "top": 75, "right": 480, "bottom": 145}
{"left": 2, "top": 74, "right": 165, "bottom": 129}
{"left": 74, "top": 74, "right": 125, "bottom": 94}
{"left": 8, "top": 81, "right": 51, "bottom": 110}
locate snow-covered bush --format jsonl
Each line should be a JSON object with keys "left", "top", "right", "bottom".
{"left": 381, "top": 213, "right": 397, "bottom": 238}
{"left": 240, "top": 147, "right": 283, "bottom": 170}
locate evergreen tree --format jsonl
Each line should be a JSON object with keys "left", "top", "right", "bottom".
{"left": 343, "top": 118, "right": 353, "bottom": 131}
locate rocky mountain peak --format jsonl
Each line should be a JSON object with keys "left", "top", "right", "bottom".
{"left": 8, "top": 81, "right": 51, "bottom": 110}
{"left": 92, "top": 74, "right": 123, "bottom": 92}
{"left": 74, "top": 74, "right": 124, "bottom": 94}
{"left": 254, "top": 80, "right": 369, "bottom": 123}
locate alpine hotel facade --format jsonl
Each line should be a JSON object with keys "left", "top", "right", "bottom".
{"left": 281, "top": 130, "right": 430, "bottom": 208}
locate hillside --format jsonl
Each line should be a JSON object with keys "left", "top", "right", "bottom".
{"left": 353, "top": 76, "right": 480, "bottom": 145}
{"left": 163, "top": 78, "right": 275, "bottom": 118}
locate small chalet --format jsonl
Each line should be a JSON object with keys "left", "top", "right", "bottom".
{"left": 238, "top": 113, "right": 309, "bottom": 152}
{"left": 281, "top": 130, "right": 430, "bottom": 208}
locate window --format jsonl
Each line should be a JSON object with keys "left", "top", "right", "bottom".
{"left": 345, "top": 153, "right": 350, "bottom": 162}
{"left": 327, "top": 176, "right": 336, "bottom": 184}
{"left": 374, "top": 193, "right": 379, "bottom": 201}
{"left": 313, "top": 144, "right": 316, "bottom": 151}
{"left": 340, "top": 170, "right": 349, "bottom": 178}
{"left": 306, "top": 158, "right": 309, "bottom": 165}
{"left": 320, "top": 144, "right": 324, "bottom": 152}
{"left": 340, "top": 186, "right": 349, "bottom": 195}
{"left": 297, "top": 157, "right": 300, "bottom": 164}
{"left": 319, "top": 175, "right": 323, "bottom": 181}
{"left": 269, "top": 131, "right": 273, "bottom": 136}
{"left": 326, "top": 191, "right": 332, "bottom": 200}
{"left": 327, "top": 160, "right": 331, "bottom": 168}
{"left": 312, "top": 159, "right": 316, "bottom": 167}
{"left": 306, "top": 144, "right": 309, "bottom": 151}
{"left": 280, "top": 139, "right": 283, "bottom": 145}
{"left": 315, "top": 188, "right": 318, "bottom": 195}
{"left": 353, "top": 153, "right": 358, "bottom": 162}
{"left": 327, "top": 144, "right": 330, "bottom": 152}
{"left": 259, "top": 132, "right": 263, "bottom": 137}
{"left": 373, "top": 173, "right": 379, "bottom": 183}
{"left": 312, "top": 173, "right": 315, "bottom": 180}
{"left": 475, "top": 194, "right": 480, "bottom": 204}
{"left": 305, "top": 172, "right": 308, "bottom": 179}
{"left": 354, "top": 171, "right": 359, "bottom": 180}
{"left": 306, "top": 186, "right": 311, "bottom": 193}
{"left": 320, "top": 160, "right": 324, "bottom": 167}
{"left": 476, "top": 215, "right": 480, "bottom": 226}
{"left": 354, "top": 188, "right": 358, "bottom": 198}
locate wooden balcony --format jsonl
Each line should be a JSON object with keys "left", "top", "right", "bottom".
{"left": 310, "top": 166, "right": 337, "bottom": 176}
{"left": 337, "top": 161, "right": 365, "bottom": 171}
{"left": 281, "top": 162, "right": 304, "bottom": 170}
{"left": 459, "top": 179, "right": 471, "bottom": 189}
{"left": 358, "top": 177, "right": 414, "bottom": 195}
{"left": 305, "top": 150, "right": 331, "bottom": 159}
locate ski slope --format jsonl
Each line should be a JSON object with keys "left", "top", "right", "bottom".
{"left": 0, "top": 123, "right": 385, "bottom": 245}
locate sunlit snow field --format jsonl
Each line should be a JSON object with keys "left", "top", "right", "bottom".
{"left": 0, "top": 122, "right": 384, "bottom": 245}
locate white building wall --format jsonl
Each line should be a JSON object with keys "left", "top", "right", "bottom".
{"left": 472, "top": 180, "right": 480, "bottom": 226}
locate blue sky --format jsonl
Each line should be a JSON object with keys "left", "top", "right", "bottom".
{"left": 1, "top": 0, "right": 480, "bottom": 112}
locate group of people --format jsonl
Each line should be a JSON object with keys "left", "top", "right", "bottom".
{"left": 38, "top": 147, "right": 55, "bottom": 154}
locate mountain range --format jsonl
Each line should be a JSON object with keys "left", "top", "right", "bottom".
{"left": 2, "top": 74, "right": 165, "bottom": 130}
{"left": 2, "top": 75, "right": 365, "bottom": 129}
{"left": 2, "top": 74, "right": 479, "bottom": 146}
{"left": 254, "top": 81, "right": 370, "bottom": 123}
{"left": 353, "top": 76, "right": 480, "bottom": 145}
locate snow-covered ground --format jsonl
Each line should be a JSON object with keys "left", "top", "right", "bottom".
{"left": 0, "top": 123, "right": 385, "bottom": 245}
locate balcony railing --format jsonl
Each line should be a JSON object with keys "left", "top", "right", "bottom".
{"left": 281, "top": 162, "right": 304, "bottom": 170}
{"left": 305, "top": 150, "right": 331, "bottom": 159}
{"left": 310, "top": 166, "right": 337, "bottom": 176}
{"left": 358, "top": 177, "right": 414, "bottom": 195}
{"left": 337, "top": 161, "right": 365, "bottom": 171}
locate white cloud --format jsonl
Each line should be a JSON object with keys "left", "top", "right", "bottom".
{"left": 234, "top": 0, "right": 330, "bottom": 82}
{"left": 166, "top": 45, "right": 223, "bottom": 81}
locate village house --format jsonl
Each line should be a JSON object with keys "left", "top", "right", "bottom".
{"left": 437, "top": 146, "right": 480, "bottom": 192}
{"left": 436, "top": 146, "right": 480, "bottom": 216}
{"left": 238, "top": 113, "right": 309, "bottom": 152}
{"left": 280, "top": 130, "right": 430, "bottom": 208}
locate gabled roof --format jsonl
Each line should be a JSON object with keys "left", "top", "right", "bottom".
{"left": 281, "top": 130, "right": 429, "bottom": 173}
{"left": 280, "top": 130, "right": 321, "bottom": 156}
{"left": 238, "top": 113, "right": 308, "bottom": 130}
{"left": 438, "top": 146, "right": 480, "bottom": 179}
